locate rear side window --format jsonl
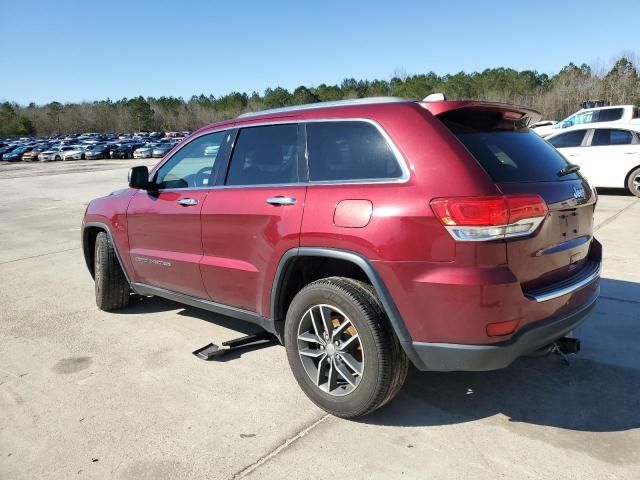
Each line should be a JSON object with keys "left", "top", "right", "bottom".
{"left": 442, "top": 116, "right": 579, "bottom": 182}
{"left": 597, "top": 108, "right": 624, "bottom": 122}
{"left": 226, "top": 124, "right": 300, "bottom": 186}
{"left": 591, "top": 129, "right": 633, "bottom": 146}
{"left": 307, "top": 121, "right": 403, "bottom": 182}
{"left": 547, "top": 130, "right": 587, "bottom": 148}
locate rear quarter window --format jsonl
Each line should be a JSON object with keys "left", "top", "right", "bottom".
{"left": 307, "top": 121, "right": 404, "bottom": 182}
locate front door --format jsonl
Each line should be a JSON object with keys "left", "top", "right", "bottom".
{"left": 200, "top": 123, "right": 306, "bottom": 315}
{"left": 127, "top": 130, "right": 229, "bottom": 298}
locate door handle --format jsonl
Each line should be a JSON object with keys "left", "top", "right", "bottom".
{"left": 177, "top": 198, "right": 198, "bottom": 206}
{"left": 266, "top": 196, "right": 296, "bottom": 206}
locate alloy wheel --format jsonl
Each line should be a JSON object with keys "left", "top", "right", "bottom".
{"left": 297, "top": 304, "right": 364, "bottom": 396}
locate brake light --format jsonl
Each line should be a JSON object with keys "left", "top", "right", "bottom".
{"left": 430, "top": 195, "right": 548, "bottom": 241}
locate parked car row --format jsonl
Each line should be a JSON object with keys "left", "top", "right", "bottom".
{"left": 546, "top": 122, "right": 640, "bottom": 197}
{"left": 531, "top": 104, "right": 640, "bottom": 137}
{"left": 0, "top": 131, "right": 189, "bottom": 162}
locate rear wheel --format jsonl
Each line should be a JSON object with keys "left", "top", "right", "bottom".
{"left": 627, "top": 167, "right": 640, "bottom": 198}
{"left": 284, "top": 277, "right": 408, "bottom": 418}
{"left": 94, "top": 232, "right": 130, "bottom": 311}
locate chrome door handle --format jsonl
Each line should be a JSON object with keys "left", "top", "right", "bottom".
{"left": 266, "top": 196, "right": 296, "bottom": 206}
{"left": 177, "top": 198, "right": 198, "bottom": 206}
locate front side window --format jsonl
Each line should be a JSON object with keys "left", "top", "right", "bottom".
{"left": 307, "top": 121, "right": 403, "bottom": 182}
{"left": 154, "top": 131, "right": 227, "bottom": 189}
{"left": 547, "top": 130, "right": 587, "bottom": 148}
{"left": 225, "top": 124, "right": 300, "bottom": 186}
{"left": 573, "top": 112, "right": 595, "bottom": 125}
{"left": 591, "top": 129, "right": 634, "bottom": 146}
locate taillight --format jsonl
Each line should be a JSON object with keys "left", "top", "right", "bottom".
{"left": 430, "top": 194, "right": 548, "bottom": 241}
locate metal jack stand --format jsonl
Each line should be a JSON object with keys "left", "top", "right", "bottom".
{"left": 192, "top": 332, "right": 275, "bottom": 360}
{"left": 551, "top": 343, "right": 571, "bottom": 366}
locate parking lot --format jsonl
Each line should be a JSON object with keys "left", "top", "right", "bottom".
{"left": 0, "top": 160, "right": 638, "bottom": 479}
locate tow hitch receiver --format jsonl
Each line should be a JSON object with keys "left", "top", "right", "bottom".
{"left": 192, "top": 332, "right": 275, "bottom": 360}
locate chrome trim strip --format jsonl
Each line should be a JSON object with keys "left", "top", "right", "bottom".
{"left": 148, "top": 118, "right": 410, "bottom": 192}
{"left": 525, "top": 261, "right": 601, "bottom": 303}
{"left": 443, "top": 217, "right": 545, "bottom": 242}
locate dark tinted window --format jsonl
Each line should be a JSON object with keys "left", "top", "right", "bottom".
{"left": 307, "top": 121, "right": 403, "bottom": 181}
{"left": 445, "top": 124, "right": 579, "bottom": 182}
{"left": 597, "top": 108, "right": 624, "bottom": 122}
{"left": 225, "top": 124, "right": 300, "bottom": 185}
{"left": 155, "top": 131, "right": 227, "bottom": 189}
{"left": 591, "top": 129, "right": 633, "bottom": 146}
{"left": 547, "top": 130, "right": 587, "bottom": 148}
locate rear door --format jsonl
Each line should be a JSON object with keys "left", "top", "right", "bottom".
{"left": 199, "top": 123, "right": 307, "bottom": 315}
{"left": 442, "top": 115, "right": 597, "bottom": 291}
{"left": 126, "top": 130, "right": 228, "bottom": 298}
{"left": 579, "top": 128, "right": 640, "bottom": 188}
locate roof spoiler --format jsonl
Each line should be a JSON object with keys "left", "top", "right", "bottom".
{"left": 421, "top": 100, "right": 542, "bottom": 125}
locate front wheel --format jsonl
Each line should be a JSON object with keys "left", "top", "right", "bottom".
{"left": 94, "top": 232, "right": 131, "bottom": 311}
{"left": 284, "top": 277, "right": 408, "bottom": 418}
{"left": 627, "top": 167, "right": 640, "bottom": 198}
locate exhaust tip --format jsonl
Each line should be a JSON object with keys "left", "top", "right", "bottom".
{"left": 556, "top": 337, "right": 581, "bottom": 355}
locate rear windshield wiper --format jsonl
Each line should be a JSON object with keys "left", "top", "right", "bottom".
{"left": 558, "top": 164, "right": 580, "bottom": 176}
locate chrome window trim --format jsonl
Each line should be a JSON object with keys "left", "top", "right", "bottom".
{"left": 303, "top": 118, "right": 410, "bottom": 185}
{"left": 149, "top": 118, "right": 410, "bottom": 193}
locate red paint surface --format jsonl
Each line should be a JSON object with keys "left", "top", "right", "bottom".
{"left": 85, "top": 99, "right": 600, "bottom": 346}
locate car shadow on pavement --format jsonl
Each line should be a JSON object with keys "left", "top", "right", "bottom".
{"left": 112, "top": 279, "right": 639, "bottom": 433}
{"left": 115, "top": 295, "right": 279, "bottom": 358}
{"left": 365, "top": 277, "right": 640, "bottom": 433}
{"left": 595, "top": 187, "right": 634, "bottom": 197}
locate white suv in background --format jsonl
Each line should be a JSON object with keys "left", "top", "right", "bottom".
{"left": 533, "top": 105, "right": 640, "bottom": 137}
{"left": 546, "top": 123, "right": 640, "bottom": 197}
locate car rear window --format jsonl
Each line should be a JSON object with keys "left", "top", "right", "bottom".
{"left": 441, "top": 114, "right": 579, "bottom": 182}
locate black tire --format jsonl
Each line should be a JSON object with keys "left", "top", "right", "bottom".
{"left": 81, "top": 153, "right": 85, "bottom": 160}
{"left": 94, "top": 232, "right": 130, "bottom": 311}
{"left": 284, "top": 277, "right": 408, "bottom": 418}
{"left": 55, "top": 155, "right": 61, "bottom": 161}
{"left": 627, "top": 167, "right": 640, "bottom": 198}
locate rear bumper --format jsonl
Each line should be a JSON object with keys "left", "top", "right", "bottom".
{"left": 403, "top": 293, "right": 597, "bottom": 371}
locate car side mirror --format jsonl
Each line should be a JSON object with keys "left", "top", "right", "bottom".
{"left": 128, "top": 166, "right": 150, "bottom": 189}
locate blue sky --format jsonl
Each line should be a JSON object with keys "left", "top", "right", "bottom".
{"left": 1, "top": 0, "right": 637, "bottom": 105}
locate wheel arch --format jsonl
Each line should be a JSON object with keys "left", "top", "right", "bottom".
{"left": 82, "top": 221, "right": 131, "bottom": 284}
{"left": 624, "top": 164, "right": 640, "bottom": 193}
{"left": 270, "top": 248, "right": 412, "bottom": 347}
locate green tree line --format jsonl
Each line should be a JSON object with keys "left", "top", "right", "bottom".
{"left": 2, "top": 56, "right": 639, "bottom": 136}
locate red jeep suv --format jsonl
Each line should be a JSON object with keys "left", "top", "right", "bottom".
{"left": 82, "top": 97, "right": 601, "bottom": 418}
